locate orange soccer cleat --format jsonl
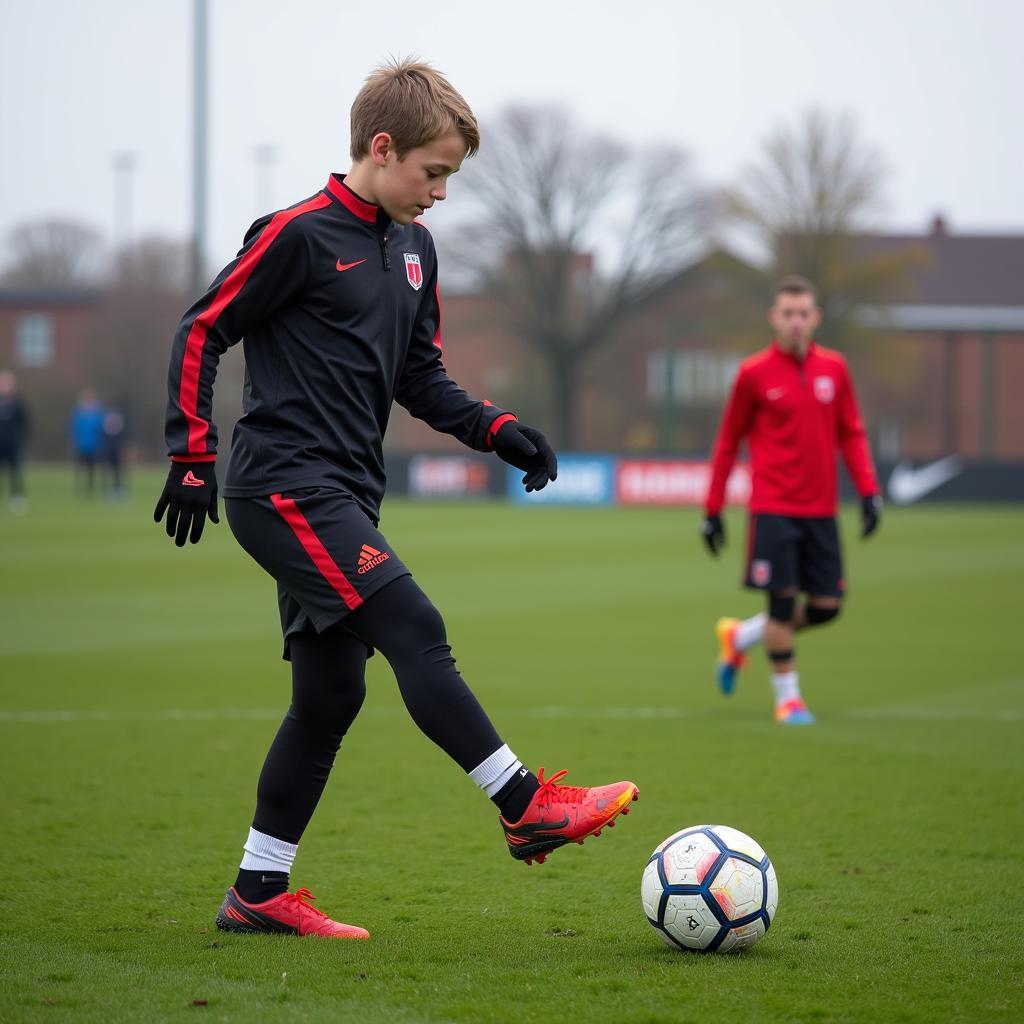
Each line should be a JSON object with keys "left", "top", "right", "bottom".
{"left": 500, "top": 767, "right": 639, "bottom": 866}
{"left": 774, "top": 697, "right": 816, "bottom": 725}
{"left": 715, "top": 616, "right": 747, "bottom": 695}
{"left": 215, "top": 886, "right": 369, "bottom": 939}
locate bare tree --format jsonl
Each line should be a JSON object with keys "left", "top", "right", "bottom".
{"left": 2, "top": 218, "right": 106, "bottom": 287}
{"left": 90, "top": 237, "right": 199, "bottom": 460}
{"left": 725, "top": 110, "right": 924, "bottom": 335}
{"left": 452, "top": 107, "right": 708, "bottom": 446}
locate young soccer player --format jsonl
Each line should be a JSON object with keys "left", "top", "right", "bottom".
{"left": 154, "top": 59, "right": 637, "bottom": 939}
{"left": 700, "top": 276, "right": 881, "bottom": 724}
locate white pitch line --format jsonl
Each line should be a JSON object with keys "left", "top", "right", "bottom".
{"left": 0, "top": 705, "right": 698, "bottom": 724}
{"left": 845, "top": 708, "right": 1024, "bottom": 722}
{"left": 0, "top": 708, "right": 283, "bottom": 723}
{"left": 0, "top": 705, "right": 1021, "bottom": 724}
{"left": 526, "top": 706, "right": 698, "bottom": 720}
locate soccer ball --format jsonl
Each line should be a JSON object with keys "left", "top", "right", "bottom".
{"left": 641, "top": 824, "right": 778, "bottom": 953}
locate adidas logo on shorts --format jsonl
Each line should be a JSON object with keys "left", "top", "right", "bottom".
{"left": 357, "top": 543, "right": 390, "bottom": 574}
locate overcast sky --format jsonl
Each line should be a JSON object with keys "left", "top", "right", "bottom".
{"left": 1, "top": 0, "right": 1021, "bottom": 271}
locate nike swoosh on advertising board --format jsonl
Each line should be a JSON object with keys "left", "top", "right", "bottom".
{"left": 887, "top": 456, "right": 964, "bottom": 504}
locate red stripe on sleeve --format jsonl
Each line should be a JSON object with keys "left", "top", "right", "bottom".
{"left": 178, "top": 193, "right": 332, "bottom": 454}
{"left": 270, "top": 493, "right": 364, "bottom": 611}
{"left": 486, "top": 412, "right": 518, "bottom": 447}
{"left": 432, "top": 283, "right": 443, "bottom": 352}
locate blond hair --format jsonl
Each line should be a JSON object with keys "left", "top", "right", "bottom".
{"left": 350, "top": 57, "right": 480, "bottom": 160}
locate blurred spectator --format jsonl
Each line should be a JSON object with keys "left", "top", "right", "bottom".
{"left": 70, "top": 388, "right": 105, "bottom": 496}
{"left": 102, "top": 407, "right": 128, "bottom": 497}
{"left": 0, "top": 370, "right": 30, "bottom": 515}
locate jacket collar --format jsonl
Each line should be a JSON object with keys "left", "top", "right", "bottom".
{"left": 771, "top": 339, "right": 816, "bottom": 363}
{"left": 325, "top": 174, "right": 389, "bottom": 229}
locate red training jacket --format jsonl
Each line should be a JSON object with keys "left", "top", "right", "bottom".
{"left": 705, "top": 341, "right": 878, "bottom": 517}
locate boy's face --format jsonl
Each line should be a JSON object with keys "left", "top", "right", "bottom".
{"left": 373, "top": 130, "right": 468, "bottom": 225}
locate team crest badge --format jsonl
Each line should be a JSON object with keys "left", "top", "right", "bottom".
{"left": 813, "top": 376, "right": 835, "bottom": 403}
{"left": 751, "top": 559, "right": 772, "bottom": 586}
{"left": 404, "top": 253, "right": 423, "bottom": 291}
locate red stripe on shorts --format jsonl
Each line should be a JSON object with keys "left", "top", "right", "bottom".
{"left": 745, "top": 513, "right": 758, "bottom": 583}
{"left": 270, "top": 493, "right": 364, "bottom": 611}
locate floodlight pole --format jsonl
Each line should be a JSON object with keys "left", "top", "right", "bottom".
{"left": 112, "top": 151, "right": 136, "bottom": 252}
{"left": 253, "top": 143, "right": 277, "bottom": 217}
{"left": 191, "top": 0, "right": 209, "bottom": 299}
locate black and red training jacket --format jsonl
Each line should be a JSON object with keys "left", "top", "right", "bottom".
{"left": 164, "top": 174, "right": 512, "bottom": 520}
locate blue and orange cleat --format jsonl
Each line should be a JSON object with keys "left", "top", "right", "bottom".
{"left": 774, "top": 698, "right": 816, "bottom": 725}
{"left": 215, "top": 886, "right": 369, "bottom": 939}
{"left": 715, "top": 617, "right": 747, "bottom": 695}
{"left": 501, "top": 767, "right": 639, "bottom": 866}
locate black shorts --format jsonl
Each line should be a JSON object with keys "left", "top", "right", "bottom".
{"left": 225, "top": 488, "right": 411, "bottom": 657}
{"left": 744, "top": 514, "right": 844, "bottom": 597}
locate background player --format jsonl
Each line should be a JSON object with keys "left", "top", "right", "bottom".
{"left": 700, "top": 276, "right": 881, "bottom": 724}
{"left": 0, "top": 370, "right": 29, "bottom": 515}
{"left": 154, "top": 59, "right": 638, "bottom": 940}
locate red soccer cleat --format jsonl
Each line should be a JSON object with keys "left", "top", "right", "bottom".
{"left": 500, "top": 767, "right": 639, "bottom": 865}
{"left": 215, "top": 886, "right": 369, "bottom": 939}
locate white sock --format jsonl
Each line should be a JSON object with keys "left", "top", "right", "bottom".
{"left": 469, "top": 744, "right": 524, "bottom": 797}
{"left": 239, "top": 827, "right": 298, "bottom": 874}
{"left": 735, "top": 613, "right": 767, "bottom": 652}
{"left": 770, "top": 670, "right": 800, "bottom": 707}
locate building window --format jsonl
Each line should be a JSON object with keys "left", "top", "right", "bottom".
{"left": 16, "top": 313, "right": 54, "bottom": 368}
{"left": 647, "top": 349, "right": 741, "bottom": 403}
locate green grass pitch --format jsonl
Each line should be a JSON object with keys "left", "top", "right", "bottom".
{"left": 1, "top": 468, "right": 1022, "bottom": 1023}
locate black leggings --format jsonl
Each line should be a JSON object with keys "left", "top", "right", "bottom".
{"left": 252, "top": 575, "right": 504, "bottom": 844}
{"left": 0, "top": 452, "right": 24, "bottom": 498}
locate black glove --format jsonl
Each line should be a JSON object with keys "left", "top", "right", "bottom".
{"left": 491, "top": 419, "right": 558, "bottom": 492}
{"left": 861, "top": 494, "right": 882, "bottom": 539}
{"left": 700, "top": 514, "right": 725, "bottom": 556}
{"left": 154, "top": 461, "right": 220, "bottom": 547}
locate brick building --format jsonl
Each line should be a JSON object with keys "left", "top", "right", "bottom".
{"left": 397, "top": 218, "right": 1024, "bottom": 461}
{"left": 3, "top": 217, "right": 1022, "bottom": 461}
{"left": 857, "top": 217, "right": 1024, "bottom": 459}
